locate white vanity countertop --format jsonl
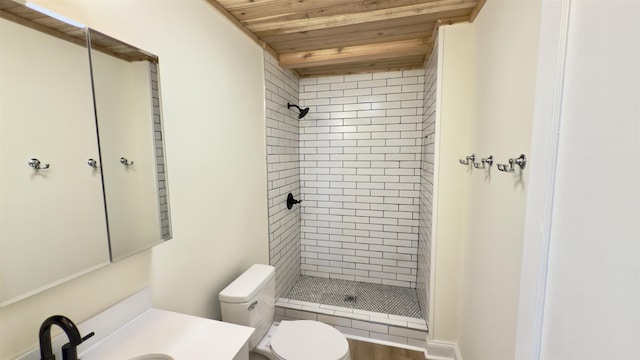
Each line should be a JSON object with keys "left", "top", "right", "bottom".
{"left": 80, "top": 308, "right": 254, "bottom": 360}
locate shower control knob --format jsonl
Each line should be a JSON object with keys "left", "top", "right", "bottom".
{"left": 286, "top": 193, "right": 302, "bottom": 210}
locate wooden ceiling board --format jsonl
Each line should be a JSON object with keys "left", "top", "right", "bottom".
{"left": 2, "top": 1, "right": 27, "bottom": 13}
{"left": 4, "top": 0, "right": 488, "bottom": 77}
{"left": 1, "top": 1, "right": 158, "bottom": 63}
{"left": 0, "top": 7, "right": 87, "bottom": 48}
{"left": 262, "top": 15, "right": 439, "bottom": 47}
{"left": 208, "top": 0, "right": 485, "bottom": 76}
{"left": 89, "top": 29, "right": 158, "bottom": 63}
{"left": 268, "top": 28, "right": 433, "bottom": 54}
{"left": 296, "top": 54, "right": 428, "bottom": 77}
{"left": 264, "top": 12, "right": 469, "bottom": 54}
{"left": 227, "top": 0, "right": 438, "bottom": 23}
{"left": 279, "top": 38, "right": 430, "bottom": 69}
{"left": 217, "top": 0, "right": 429, "bottom": 11}
{"left": 225, "top": 0, "right": 365, "bottom": 21}
{"left": 0, "top": 0, "right": 14, "bottom": 10}
{"left": 248, "top": 0, "right": 476, "bottom": 37}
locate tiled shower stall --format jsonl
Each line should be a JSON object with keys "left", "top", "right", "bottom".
{"left": 298, "top": 70, "right": 424, "bottom": 288}
{"left": 264, "top": 50, "right": 436, "bottom": 346}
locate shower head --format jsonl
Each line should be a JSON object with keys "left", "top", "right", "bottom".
{"left": 287, "top": 103, "right": 310, "bottom": 119}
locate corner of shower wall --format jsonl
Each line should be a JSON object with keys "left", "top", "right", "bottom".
{"left": 417, "top": 43, "right": 439, "bottom": 325}
{"left": 263, "top": 50, "right": 301, "bottom": 299}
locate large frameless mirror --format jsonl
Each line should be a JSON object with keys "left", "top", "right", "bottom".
{"left": 88, "top": 29, "right": 172, "bottom": 261}
{"left": 0, "top": 0, "right": 171, "bottom": 306}
{"left": 0, "top": 0, "right": 109, "bottom": 306}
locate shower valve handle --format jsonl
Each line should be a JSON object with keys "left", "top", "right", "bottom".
{"left": 286, "top": 193, "right": 302, "bottom": 210}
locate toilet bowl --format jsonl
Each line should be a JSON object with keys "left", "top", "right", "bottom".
{"left": 253, "top": 321, "right": 350, "bottom": 360}
{"left": 219, "top": 264, "right": 351, "bottom": 360}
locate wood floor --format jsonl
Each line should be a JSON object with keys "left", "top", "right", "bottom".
{"left": 348, "top": 338, "right": 425, "bottom": 360}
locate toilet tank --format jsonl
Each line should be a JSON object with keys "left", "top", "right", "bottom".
{"left": 219, "top": 264, "right": 275, "bottom": 349}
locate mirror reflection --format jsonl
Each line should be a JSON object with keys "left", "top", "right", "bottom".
{"left": 0, "top": 11, "right": 109, "bottom": 306}
{"left": 0, "top": 0, "right": 171, "bottom": 306}
{"left": 88, "top": 29, "right": 172, "bottom": 261}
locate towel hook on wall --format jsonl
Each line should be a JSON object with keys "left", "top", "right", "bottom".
{"left": 497, "top": 154, "right": 526, "bottom": 173}
{"left": 87, "top": 158, "right": 100, "bottom": 169}
{"left": 459, "top": 154, "right": 475, "bottom": 165}
{"left": 120, "top": 157, "right": 134, "bottom": 166}
{"left": 28, "top": 158, "right": 49, "bottom": 170}
{"left": 473, "top": 155, "right": 494, "bottom": 169}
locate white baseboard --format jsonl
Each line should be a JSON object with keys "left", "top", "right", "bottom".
{"left": 425, "top": 339, "right": 461, "bottom": 360}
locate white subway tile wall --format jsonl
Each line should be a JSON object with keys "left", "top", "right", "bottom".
{"left": 264, "top": 52, "right": 301, "bottom": 299}
{"left": 417, "top": 45, "right": 438, "bottom": 324}
{"left": 298, "top": 70, "right": 425, "bottom": 287}
{"left": 150, "top": 63, "right": 171, "bottom": 239}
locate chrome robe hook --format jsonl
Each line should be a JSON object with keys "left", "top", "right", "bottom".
{"left": 473, "top": 155, "right": 494, "bottom": 169}
{"left": 459, "top": 154, "right": 475, "bottom": 165}
{"left": 87, "top": 159, "right": 100, "bottom": 168}
{"left": 120, "top": 157, "right": 134, "bottom": 166}
{"left": 497, "top": 154, "right": 526, "bottom": 172}
{"left": 28, "top": 158, "right": 49, "bottom": 170}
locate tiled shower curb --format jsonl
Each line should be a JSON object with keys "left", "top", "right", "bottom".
{"left": 276, "top": 298, "right": 428, "bottom": 348}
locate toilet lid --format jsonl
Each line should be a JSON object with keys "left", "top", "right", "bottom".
{"left": 271, "top": 320, "right": 349, "bottom": 360}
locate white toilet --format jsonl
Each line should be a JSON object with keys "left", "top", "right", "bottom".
{"left": 219, "top": 264, "right": 351, "bottom": 360}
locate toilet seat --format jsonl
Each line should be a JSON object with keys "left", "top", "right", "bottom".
{"left": 270, "top": 320, "right": 350, "bottom": 360}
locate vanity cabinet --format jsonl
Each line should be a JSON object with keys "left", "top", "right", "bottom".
{"left": 0, "top": 1, "right": 171, "bottom": 306}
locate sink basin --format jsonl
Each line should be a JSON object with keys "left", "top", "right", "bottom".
{"left": 129, "top": 354, "right": 174, "bottom": 360}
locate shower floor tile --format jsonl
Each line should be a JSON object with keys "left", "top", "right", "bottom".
{"left": 284, "top": 276, "right": 423, "bottom": 319}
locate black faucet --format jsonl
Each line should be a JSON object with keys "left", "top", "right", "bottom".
{"left": 39, "top": 315, "right": 94, "bottom": 360}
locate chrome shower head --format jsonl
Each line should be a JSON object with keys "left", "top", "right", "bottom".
{"left": 287, "top": 103, "right": 310, "bottom": 119}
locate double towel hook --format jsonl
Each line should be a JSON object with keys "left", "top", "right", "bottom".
{"left": 459, "top": 153, "right": 527, "bottom": 174}
{"left": 459, "top": 154, "right": 475, "bottom": 165}
{"left": 497, "top": 154, "right": 526, "bottom": 173}
{"left": 473, "top": 155, "right": 493, "bottom": 169}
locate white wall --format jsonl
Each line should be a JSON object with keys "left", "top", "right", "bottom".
{"left": 0, "top": 0, "right": 268, "bottom": 357}
{"left": 537, "top": 1, "right": 640, "bottom": 358}
{"left": 430, "top": 0, "right": 542, "bottom": 357}
{"left": 430, "top": 23, "right": 474, "bottom": 343}
{"left": 456, "top": 1, "right": 542, "bottom": 358}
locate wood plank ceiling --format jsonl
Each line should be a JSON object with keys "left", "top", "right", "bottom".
{"left": 206, "top": 0, "right": 486, "bottom": 77}
{"left": 0, "top": 0, "right": 156, "bottom": 63}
